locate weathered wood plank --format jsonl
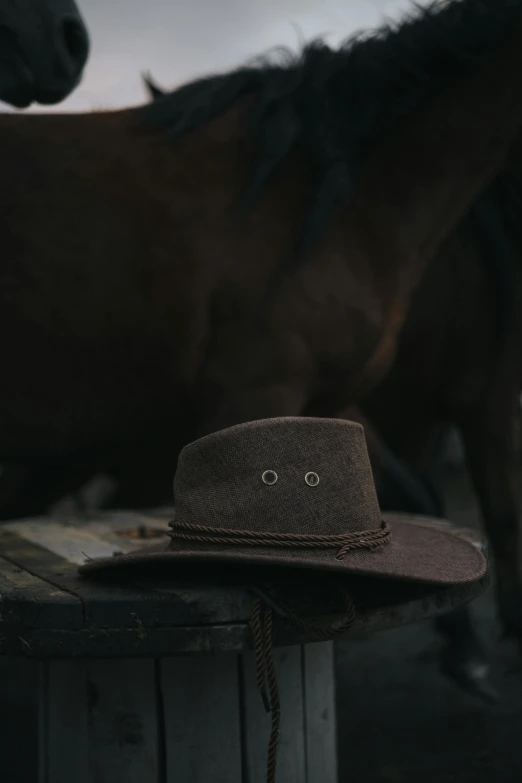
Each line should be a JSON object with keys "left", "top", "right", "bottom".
{"left": 303, "top": 642, "right": 337, "bottom": 783}
{"left": 3, "top": 519, "right": 125, "bottom": 566}
{"left": 2, "top": 648, "right": 338, "bottom": 783}
{"left": 0, "top": 533, "right": 233, "bottom": 630}
{"left": 43, "top": 660, "right": 90, "bottom": 783}
{"left": 0, "top": 531, "right": 257, "bottom": 629}
{"left": 161, "top": 654, "right": 242, "bottom": 783}
{"left": 86, "top": 659, "right": 161, "bottom": 783}
{"left": 0, "top": 578, "right": 488, "bottom": 660}
{"left": 242, "top": 646, "right": 306, "bottom": 783}
{"left": 0, "top": 555, "right": 82, "bottom": 629}
{"left": 0, "top": 658, "right": 39, "bottom": 783}
{"left": 0, "top": 573, "right": 39, "bottom": 627}
{"left": 0, "top": 625, "right": 250, "bottom": 659}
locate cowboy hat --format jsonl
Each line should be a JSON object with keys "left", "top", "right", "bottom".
{"left": 79, "top": 417, "right": 486, "bottom": 585}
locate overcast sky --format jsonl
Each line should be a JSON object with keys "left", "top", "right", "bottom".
{"left": 23, "top": 0, "right": 425, "bottom": 113}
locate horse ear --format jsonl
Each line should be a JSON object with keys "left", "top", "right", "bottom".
{"left": 350, "top": 15, "right": 522, "bottom": 291}
{"left": 142, "top": 72, "right": 166, "bottom": 101}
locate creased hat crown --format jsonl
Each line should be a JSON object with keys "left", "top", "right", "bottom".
{"left": 173, "top": 417, "right": 382, "bottom": 536}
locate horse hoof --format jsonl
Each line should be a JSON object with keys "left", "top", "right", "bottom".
{"left": 439, "top": 647, "right": 500, "bottom": 704}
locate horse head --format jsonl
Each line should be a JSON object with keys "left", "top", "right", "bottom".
{"left": 0, "top": 0, "right": 89, "bottom": 108}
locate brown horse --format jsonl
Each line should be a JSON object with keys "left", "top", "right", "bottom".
{"left": 0, "top": 0, "right": 89, "bottom": 108}
{"left": 1, "top": 0, "right": 522, "bottom": 573}
{"left": 2, "top": 1, "right": 522, "bottom": 499}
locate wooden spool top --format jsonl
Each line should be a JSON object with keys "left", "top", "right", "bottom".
{"left": 0, "top": 511, "right": 488, "bottom": 658}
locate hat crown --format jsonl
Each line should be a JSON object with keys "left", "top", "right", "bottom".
{"left": 173, "top": 417, "right": 381, "bottom": 537}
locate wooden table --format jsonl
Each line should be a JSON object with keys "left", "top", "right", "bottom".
{"left": 0, "top": 512, "right": 488, "bottom": 783}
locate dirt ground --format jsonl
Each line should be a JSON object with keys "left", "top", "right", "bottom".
{"left": 336, "top": 467, "right": 522, "bottom": 783}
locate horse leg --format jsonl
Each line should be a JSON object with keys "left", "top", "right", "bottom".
{"left": 434, "top": 604, "right": 498, "bottom": 702}
{"left": 459, "top": 403, "right": 522, "bottom": 654}
{"left": 408, "top": 426, "right": 499, "bottom": 701}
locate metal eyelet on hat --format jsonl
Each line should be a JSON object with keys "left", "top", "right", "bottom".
{"left": 305, "top": 472, "right": 320, "bottom": 486}
{"left": 262, "top": 470, "right": 278, "bottom": 485}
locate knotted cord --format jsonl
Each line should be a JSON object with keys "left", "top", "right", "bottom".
{"left": 167, "top": 518, "right": 390, "bottom": 561}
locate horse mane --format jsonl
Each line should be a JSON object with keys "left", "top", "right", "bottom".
{"left": 136, "top": 0, "right": 522, "bottom": 254}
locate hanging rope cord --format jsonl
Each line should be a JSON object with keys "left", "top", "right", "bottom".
{"left": 250, "top": 583, "right": 357, "bottom": 783}
{"left": 166, "top": 517, "right": 391, "bottom": 783}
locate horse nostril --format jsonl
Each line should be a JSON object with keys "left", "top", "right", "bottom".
{"left": 60, "top": 16, "right": 90, "bottom": 75}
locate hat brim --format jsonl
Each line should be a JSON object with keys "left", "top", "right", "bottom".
{"left": 78, "top": 513, "right": 487, "bottom": 586}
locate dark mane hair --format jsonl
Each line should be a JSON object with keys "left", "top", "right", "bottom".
{"left": 136, "top": 0, "right": 522, "bottom": 253}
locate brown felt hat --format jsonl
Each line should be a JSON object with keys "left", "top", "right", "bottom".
{"left": 79, "top": 417, "right": 486, "bottom": 584}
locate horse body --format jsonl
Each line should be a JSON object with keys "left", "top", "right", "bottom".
{"left": 4, "top": 1, "right": 522, "bottom": 511}
{"left": 0, "top": 106, "right": 399, "bottom": 513}
{"left": 0, "top": 105, "right": 394, "bottom": 464}
{"left": 1, "top": 110, "right": 205, "bottom": 460}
